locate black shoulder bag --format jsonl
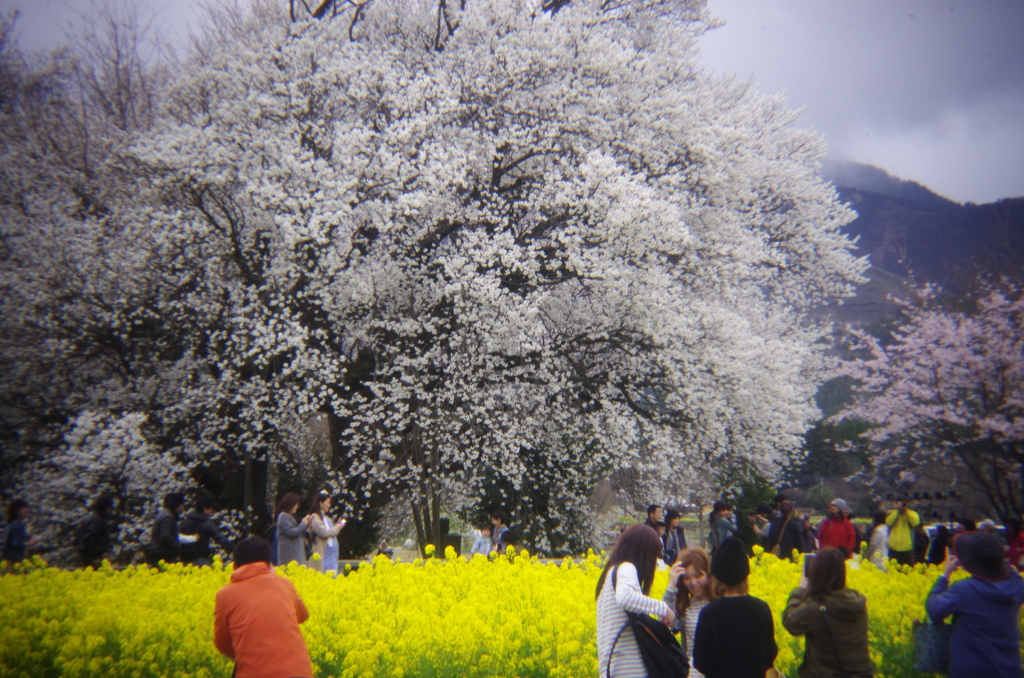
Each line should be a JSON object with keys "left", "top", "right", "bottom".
{"left": 608, "top": 567, "right": 689, "bottom": 678}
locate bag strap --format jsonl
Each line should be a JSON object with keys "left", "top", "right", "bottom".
{"left": 818, "top": 605, "right": 851, "bottom": 678}
{"left": 771, "top": 512, "right": 793, "bottom": 555}
{"left": 608, "top": 618, "right": 630, "bottom": 678}
{"left": 607, "top": 566, "right": 628, "bottom": 678}
{"left": 679, "top": 607, "right": 687, "bottom": 657}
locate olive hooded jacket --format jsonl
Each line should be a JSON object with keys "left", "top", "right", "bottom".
{"left": 782, "top": 587, "right": 873, "bottom": 678}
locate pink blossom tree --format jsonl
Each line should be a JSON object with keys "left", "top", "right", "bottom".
{"left": 837, "top": 283, "right": 1024, "bottom": 522}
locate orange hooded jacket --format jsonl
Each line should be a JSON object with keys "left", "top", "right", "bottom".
{"left": 214, "top": 562, "right": 314, "bottom": 678}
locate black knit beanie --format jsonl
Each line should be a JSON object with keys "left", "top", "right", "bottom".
{"left": 710, "top": 537, "right": 749, "bottom": 586}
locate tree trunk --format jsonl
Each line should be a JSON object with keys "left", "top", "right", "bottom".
{"left": 243, "top": 448, "right": 253, "bottom": 516}
{"left": 411, "top": 500, "right": 428, "bottom": 558}
{"left": 430, "top": 449, "right": 441, "bottom": 553}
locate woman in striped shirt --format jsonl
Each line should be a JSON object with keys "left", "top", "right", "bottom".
{"left": 663, "top": 547, "right": 714, "bottom": 678}
{"left": 596, "top": 524, "right": 676, "bottom": 678}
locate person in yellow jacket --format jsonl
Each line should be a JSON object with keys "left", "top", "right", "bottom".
{"left": 886, "top": 501, "right": 920, "bottom": 566}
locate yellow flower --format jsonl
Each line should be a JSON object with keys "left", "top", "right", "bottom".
{"left": 0, "top": 545, "right": 1000, "bottom": 677}
{"left": 311, "top": 552, "right": 322, "bottom": 562}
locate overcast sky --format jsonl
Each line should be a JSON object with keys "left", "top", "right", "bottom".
{"left": 700, "top": 0, "right": 1024, "bottom": 204}
{"left": 3, "top": 0, "right": 1023, "bottom": 204}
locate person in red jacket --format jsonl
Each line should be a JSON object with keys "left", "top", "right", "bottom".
{"left": 214, "top": 537, "right": 314, "bottom": 678}
{"left": 817, "top": 499, "right": 856, "bottom": 558}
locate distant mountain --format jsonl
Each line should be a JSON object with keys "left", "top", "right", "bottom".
{"left": 816, "top": 162, "right": 1024, "bottom": 324}
{"left": 821, "top": 160, "right": 958, "bottom": 213}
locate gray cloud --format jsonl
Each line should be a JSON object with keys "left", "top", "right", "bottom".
{"left": 4, "top": 0, "right": 1023, "bottom": 202}
{"left": 701, "top": 0, "right": 1024, "bottom": 203}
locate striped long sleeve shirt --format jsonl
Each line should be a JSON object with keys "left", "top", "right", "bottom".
{"left": 662, "top": 587, "right": 708, "bottom": 678}
{"left": 597, "top": 563, "right": 673, "bottom": 678}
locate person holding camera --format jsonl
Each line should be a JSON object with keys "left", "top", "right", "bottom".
{"left": 926, "top": 531, "right": 1024, "bottom": 677}
{"left": 885, "top": 500, "right": 920, "bottom": 566}
{"left": 275, "top": 493, "right": 313, "bottom": 567}
{"left": 214, "top": 537, "right": 313, "bottom": 678}
{"left": 782, "top": 548, "right": 873, "bottom": 678}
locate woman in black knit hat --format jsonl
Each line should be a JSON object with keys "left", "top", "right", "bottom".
{"left": 692, "top": 537, "right": 778, "bottom": 678}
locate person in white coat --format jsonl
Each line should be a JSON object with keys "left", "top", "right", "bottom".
{"left": 596, "top": 524, "right": 676, "bottom": 678}
{"left": 308, "top": 492, "right": 346, "bottom": 574}
{"left": 863, "top": 510, "right": 889, "bottom": 571}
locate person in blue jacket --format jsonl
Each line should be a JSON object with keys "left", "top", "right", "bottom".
{"left": 3, "top": 499, "right": 37, "bottom": 563}
{"left": 926, "top": 530, "right": 1024, "bottom": 677}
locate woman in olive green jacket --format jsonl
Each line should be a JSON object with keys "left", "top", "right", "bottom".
{"left": 782, "top": 548, "right": 874, "bottom": 678}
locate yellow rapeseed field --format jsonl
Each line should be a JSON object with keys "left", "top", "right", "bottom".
{"left": 0, "top": 546, "right": 1003, "bottom": 678}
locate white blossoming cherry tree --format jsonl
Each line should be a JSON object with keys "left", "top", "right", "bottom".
{"left": 2, "top": 0, "right": 865, "bottom": 557}
{"left": 132, "top": 0, "right": 863, "bottom": 553}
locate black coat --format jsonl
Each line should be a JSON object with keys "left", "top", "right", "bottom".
{"left": 178, "top": 512, "right": 229, "bottom": 563}
{"left": 149, "top": 508, "right": 180, "bottom": 563}
{"left": 768, "top": 513, "right": 807, "bottom": 561}
{"left": 77, "top": 513, "right": 112, "bottom": 562}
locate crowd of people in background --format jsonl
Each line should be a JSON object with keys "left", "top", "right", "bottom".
{"left": 597, "top": 495, "right": 1024, "bottom": 678}
{"left": 0, "top": 490, "right": 525, "bottom": 572}
{"left": 4, "top": 490, "right": 1024, "bottom": 678}
{"left": 4, "top": 491, "right": 1024, "bottom": 579}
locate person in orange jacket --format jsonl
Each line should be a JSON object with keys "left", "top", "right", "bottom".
{"left": 817, "top": 499, "right": 856, "bottom": 558}
{"left": 214, "top": 537, "right": 313, "bottom": 678}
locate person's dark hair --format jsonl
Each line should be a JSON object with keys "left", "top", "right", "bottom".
{"left": 196, "top": 496, "right": 214, "bottom": 512}
{"left": 595, "top": 524, "right": 663, "bottom": 599}
{"left": 164, "top": 492, "right": 186, "bottom": 511}
{"left": 654, "top": 521, "right": 667, "bottom": 530}
{"left": 773, "top": 493, "right": 788, "bottom": 507}
{"left": 490, "top": 510, "right": 508, "bottom": 525}
{"left": 709, "top": 500, "right": 731, "bottom": 528}
{"left": 806, "top": 547, "right": 846, "bottom": 599}
{"left": 501, "top": 527, "right": 519, "bottom": 546}
{"left": 93, "top": 495, "right": 114, "bottom": 515}
{"left": 646, "top": 504, "right": 661, "bottom": 517}
{"left": 313, "top": 491, "right": 330, "bottom": 518}
{"left": 276, "top": 492, "right": 303, "bottom": 519}
{"left": 779, "top": 500, "right": 796, "bottom": 517}
{"left": 960, "top": 518, "right": 977, "bottom": 532}
{"left": 479, "top": 523, "right": 492, "bottom": 533}
{"left": 872, "top": 510, "right": 887, "bottom": 527}
{"left": 7, "top": 499, "right": 27, "bottom": 523}
{"left": 233, "top": 536, "right": 273, "bottom": 566}
{"left": 665, "top": 509, "right": 681, "bottom": 523}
